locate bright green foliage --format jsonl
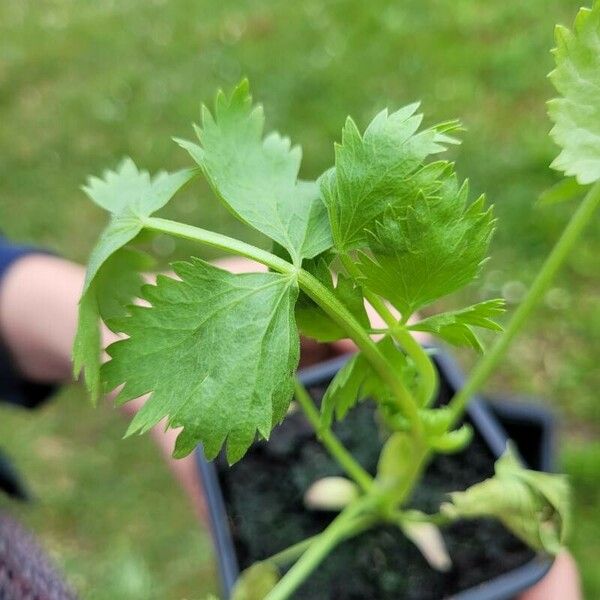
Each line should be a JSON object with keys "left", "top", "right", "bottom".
{"left": 428, "top": 424, "right": 472, "bottom": 453}
{"left": 81, "top": 158, "right": 195, "bottom": 292}
{"left": 376, "top": 431, "right": 414, "bottom": 491}
{"left": 442, "top": 445, "right": 570, "bottom": 554}
{"left": 176, "top": 80, "right": 332, "bottom": 264}
{"left": 94, "top": 248, "right": 154, "bottom": 324}
{"left": 390, "top": 406, "right": 473, "bottom": 453}
{"left": 295, "top": 257, "right": 369, "bottom": 342}
{"left": 357, "top": 173, "right": 495, "bottom": 318}
{"left": 319, "top": 103, "right": 461, "bottom": 252}
{"left": 102, "top": 258, "right": 300, "bottom": 463}
{"left": 232, "top": 562, "right": 279, "bottom": 600}
{"left": 71, "top": 65, "right": 580, "bottom": 593}
{"left": 409, "top": 299, "right": 505, "bottom": 352}
{"left": 73, "top": 248, "right": 152, "bottom": 402}
{"left": 320, "top": 338, "right": 413, "bottom": 427}
{"left": 548, "top": 2, "right": 600, "bottom": 185}
{"left": 73, "top": 159, "right": 194, "bottom": 399}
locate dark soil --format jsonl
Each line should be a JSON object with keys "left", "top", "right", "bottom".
{"left": 216, "top": 372, "right": 536, "bottom": 599}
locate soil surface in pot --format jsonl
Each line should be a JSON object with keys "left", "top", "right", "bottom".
{"left": 216, "top": 373, "right": 536, "bottom": 599}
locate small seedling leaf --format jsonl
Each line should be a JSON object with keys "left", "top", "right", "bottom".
{"left": 409, "top": 299, "right": 505, "bottom": 352}
{"left": 441, "top": 444, "right": 570, "bottom": 554}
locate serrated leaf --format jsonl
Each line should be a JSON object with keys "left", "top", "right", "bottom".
{"left": 102, "top": 258, "right": 300, "bottom": 464}
{"left": 73, "top": 159, "right": 194, "bottom": 399}
{"left": 82, "top": 158, "right": 195, "bottom": 293}
{"left": 94, "top": 248, "right": 155, "bottom": 323}
{"left": 408, "top": 299, "right": 505, "bottom": 352}
{"left": 441, "top": 444, "right": 570, "bottom": 554}
{"left": 358, "top": 172, "right": 495, "bottom": 318}
{"left": 548, "top": 4, "right": 600, "bottom": 184}
{"left": 320, "top": 353, "right": 367, "bottom": 427}
{"left": 232, "top": 562, "right": 279, "bottom": 600}
{"left": 320, "top": 103, "right": 462, "bottom": 252}
{"left": 72, "top": 248, "right": 152, "bottom": 402}
{"left": 320, "top": 338, "right": 411, "bottom": 427}
{"left": 538, "top": 177, "right": 586, "bottom": 206}
{"left": 176, "top": 80, "right": 332, "bottom": 263}
{"left": 295, "top": 258, "right": 369, "bottom": 342}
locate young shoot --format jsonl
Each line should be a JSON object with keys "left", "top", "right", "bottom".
{"left": 74, "top": 3, "right": 600, "bottom": 599}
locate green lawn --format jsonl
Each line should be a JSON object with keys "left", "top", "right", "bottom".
{"left": 0, "top": 1, "right": 598, "bottom": 598}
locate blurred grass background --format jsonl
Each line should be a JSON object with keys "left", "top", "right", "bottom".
{"left": 0, "top": 0, "right": 598, "bottom": 597}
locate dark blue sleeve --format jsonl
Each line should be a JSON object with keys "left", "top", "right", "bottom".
{"left": 0, "top": 237, "right": 57, "bottom": 409}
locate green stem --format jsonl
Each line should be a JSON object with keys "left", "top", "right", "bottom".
{"left": 380, "top": 440, "right": 429, "bottom": 509}
{"left": 265, "top": 497, "right": 379, "bottom": 600}
{"left": 144, "top": 217, "right": 422, "bottom": 432}
{"left": 144, "top": 217, "right": 293, "bottom": 273}
{"left": 265, "top": 511, "right": 377, "bottom": 568}
{"left": 448, "top": 181, "right": 600, "bottom": 424}
{"left": 392, "top": 326, "right": 437, "bottom": 407}
{"left": 339, "top": 254, "right": 437, "bottom": 407}
{"left": 294, "top": 379, "right": 374, "bottom": 493}
{"left": 297, "top": 270, "right": 422, "bottom": 433}
{"left": 267, "top": 535, "right": 319, "bottom": 568}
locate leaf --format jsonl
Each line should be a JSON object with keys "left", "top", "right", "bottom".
{"left": 232, "top": 562, "right": 279, "bottom": 600}
{"left": 82, "top": 158, "right": 195, "bottom": 293}
{"left": 304, "top": 476, "right": 360, "bottom": 511}
{"left": 320, "top": 353, "right": 368, "bottom": 427}
{"left": 376, "top": 431, "right": 414, "bottom": 490}
{"left": 441, "top": 444, "right": 570, "bottom": 554}
{"left": 320, "top": 103, "right": 462, "bottom": 252}
{"left": 538, "top": 177, "right": 586, "bottom": 206}
{"left": 548, "top": 4, "right": 600, "bottom": 184}
{"left": 73, "top": 159, "right": 194, "bottom": 398}
{"left": 295, "top": 258, "right": 369, "bottom": 342}
{"left": 358, "top": 171, "right": 495, "bottom": 318}
{"left": 408, "top": 299, "right": 505, "bottom": 352}
{"left": 94, "top": 248, "right": 155, "bottom": 323}
{"left": 102, "top": 258, "right": 300, "bottom": 464}
{"left": 320, "top": 338, "right": 411, "bottom": 427}
{"left": 176, "top": 80, "right": 333, "bottom": 263}
{"left": 72, "top": 285, "right": 102, "bottom": 400}
{"left": 72, "top": 248, "right": 152, "bottom": 402}
{"left": 428, "top": 424, "right": 473, "bottom": 454}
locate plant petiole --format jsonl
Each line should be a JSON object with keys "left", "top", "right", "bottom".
{"left": 144, "top": 216, "right": 423, "bottom": 435}
{"left": 265, "top": 494, "right": 381, "bottom": 600}
{"left": 294, "top": 378, "right": 374, "bottom": 493}
{"left": 339, "top": 254, "right": 438, "bottom": 407}
{"left": 447, "top": 181, "right": 600, "bottom": 425}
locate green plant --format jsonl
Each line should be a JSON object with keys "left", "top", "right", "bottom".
{"left": 73, "top": 3, "right": 599, "bottom": 598}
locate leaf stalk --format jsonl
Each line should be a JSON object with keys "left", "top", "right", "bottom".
{"left": 448, "top": 181, "right": 600, "bottom": 424}
{"left": 294, "top": 378, "right": 374, "bottom": 493}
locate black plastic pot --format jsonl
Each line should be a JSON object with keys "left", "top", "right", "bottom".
{"left": 196, "top": 350, "right": 555, "bottom": 600}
